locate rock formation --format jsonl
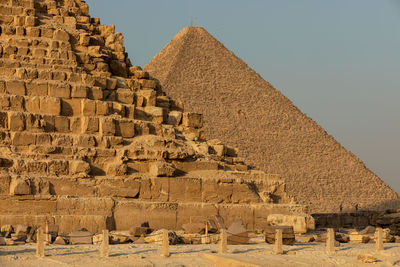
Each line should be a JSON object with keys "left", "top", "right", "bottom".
{"left": 0, "top": 0, "right": 304, "bottom": 233}
{"left": 145, "top": 26, "right": 399, "bottom": 213}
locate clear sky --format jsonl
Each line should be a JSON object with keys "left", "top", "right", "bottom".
{"left": 86, "top": 0, "right": 400, "bottom": 193}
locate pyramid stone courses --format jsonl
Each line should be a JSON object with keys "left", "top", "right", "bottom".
{"left": 145, "top": 27, "right": 399, "bottom": 213}
{"left": 0, "top": 1, "right": 305, "bottom": 233}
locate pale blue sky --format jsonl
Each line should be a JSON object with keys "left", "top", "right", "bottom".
{"left": 87, "top": 0, "right": 400, "bottom": 193}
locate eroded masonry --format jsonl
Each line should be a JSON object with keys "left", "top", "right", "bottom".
{"left": 0, "top": 0, "right": 308, "bottom": 233}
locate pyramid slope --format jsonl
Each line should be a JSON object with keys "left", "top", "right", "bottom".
{"left": 145, "top": 27, "right": 399, "bottom": 213}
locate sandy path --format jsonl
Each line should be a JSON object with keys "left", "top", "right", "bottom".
{"left": 1, "top": 242, "right": 399, "bottom": 266}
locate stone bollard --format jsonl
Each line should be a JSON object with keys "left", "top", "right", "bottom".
{"left": 161, "top": 229, "right": 170, "bottom": 257}
{"left": 100, "top": 230, "right": 109, "bottom": 257}
{"left": 273, "top": 229, "right": 283, "bottom": 255}
{"left": 36, "top": 228, "right": 45, "bottom": 258}
{"left": 375, "top": 227, "right": 384, "bottom": 251}
{"left": 326, "top": 228, "right": 335, "bottom": 254}
{"left": 45, "top": 221, "right": 50, "bottom": 245}
{"left": 218, "top": 229, "right": 227, "bottom": 254}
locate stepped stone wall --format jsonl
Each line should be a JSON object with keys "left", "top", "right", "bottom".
{"left": 0, "top": 1, "right": 304, "bottom": 233}
{"left": 144, "top": 27, "right": 399, "bottom": 213}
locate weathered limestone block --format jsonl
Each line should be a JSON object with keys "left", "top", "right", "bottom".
{"left": 10, "top": 177, "right": 31, "bottom": 196}
{"left": 182, "top": 112, "right": 203, "bottom": 128}
{"left": 106, "top": 163, "right": 127, "bottom": 176}
{"left": 69, "top": 160, "right": 91, "bottom": 177}
{"left": 10, "top": 95, "right": 24, "bottom": 111}
{"left": 149, "top": 161, "right": 175, "bottom": 177}
{"left": 169, "top": 178, "right": 202, "bottom": 202}
{"left": 25, "top": 16, "right": 35, "bottom": 27}
{"left": 106, "top": 77, "right": 117, "bottom": 90}
{"left": 98, "top": 178, "right": 140, "bottom": 198}
{"left": 25, "top": 96, "right": 40, "bottom": 113}
{"left": 116, "top": 88, "right": 134, "bottom": 104}
{"left": 145, "top": 106, "right": 166, "bottom": 123}
{"left": 11, "top": 132, "right": 35, "bottom": 146}
{"left": 48, "top": 83, "right": 70, "bottom": 98}
{"left": 61, "top": 99, "right": 81, "bottom": 116}
{"left": 54, "top": 116, "right": 69, "bottom": 132}
{"left": 26, "top": 27, "right": 40, "bottom": 37}
{"left": 81, "top": 99, "right": 96, "bottom": 116}
{"left": 76, "top": 135, "right": 96, "bottom": 147}
{"left": 69, "top": 230, "right": 93, "bottom": 245}
{"left": 140, "top": 79, "right": 157, "bottom": 89}
{"left": 81, "top": 116, "right": 99, "bottom": 134}
{"left": 167, "top": 111, "right": 182, "bottom": 126}
{"left": 99, "top": 117, "right": 115, "bottom": 136}
{"left": 96, "top": 101, "right": 110, "bottom": 116}
{"left": 40, "top": 97, "right": 60, "bottom": 115}
{"left": 53, "top": 29, "right": 69, "bottom": 41}
{"left": 6, "top": 80, "right": 26, "bottom": 96}
{"left": 133, "top": 70, "right": 149, "bottom": 79}
{"left": 8, "top": 112, "right": 25, "bottom": 131}
{"left": 138, "top": 89, "right": 156, "bottom": 106}
{"left": 47, "top": 160, "right": 69, "bottom": 176}
{"left": 266, "top": 214, "right": 315, "bottom": 234}
{"left": 114, "top": 202, "right": 178, "bottom": 230}
{"left": 71, "top": 85, "right": 88, "bottom": 98}
{"left": 116, "top": 120, "right": 135, "bottom": 138}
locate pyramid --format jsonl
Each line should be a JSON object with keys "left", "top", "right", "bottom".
{"left": 145, "top": 27, "right": 399, "bottom": 213}
{"left": 0, "top": 1, "right": 305, "bottom": 233}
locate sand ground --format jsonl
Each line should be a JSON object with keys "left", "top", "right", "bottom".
{"left": 0, "top": 242, "right": 399, "bottom": 267}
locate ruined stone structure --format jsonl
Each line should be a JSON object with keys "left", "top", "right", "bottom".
{"left": 145, "top": 27, "right": 399, "bottom": 213}
{"left": 0, "top": 0, "right": 305, "bottom": 233}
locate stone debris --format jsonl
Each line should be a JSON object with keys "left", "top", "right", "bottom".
{"left": 54, "top": 236, "right": 67, "bottom": 245}
{"left": 227, "top": 219, "right": 249, "bottom": 245}
{"left": 357, "top": 254, "right": 378, "bottom": 263}
{"left": 144, "top": 26, "right": 399, "bottom": 213}
{"left": 182, "top": 223, "right": 205, "bottom": 234}
{"left": 69, "top": 230, "right": 93, "bottom": 245}
{"left": 265, "top": 226, "right": 295, "bottom": 245}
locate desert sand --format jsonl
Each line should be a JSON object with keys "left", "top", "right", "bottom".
{"left": 1, "top": 241, "right": 400, "bottom": 267}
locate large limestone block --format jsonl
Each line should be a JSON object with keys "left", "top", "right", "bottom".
{"left": 169, "top": 178, "right": 202, "bottom": 202}
{"left": 99, "top": 117, "right": 115, "bottom": 136}
{"left": 40, "top": 97, "right": 61, "bottom": 115}
{"left": 116, "top": 120, "right": 135, "bottom": 138}
{"left": 266, "top": 214, "right": 315, "bottom": 234}
{"left": 149, "top": 161, "right": 175, "bottom": 177}
{"left": 218, "top": 204, "right": 255, "bottom": 231}
{"left": 8, "top": 112, "right": 25, "bottom": 131}
{"left": 176, "top": 203, "right": 218, "bottom": 228}
{"left": 11, "top": 132, "right": 36, "bottom": 146}
{"left": 53, "top": 29, "right": 70, "bottom": 41}
{"left": 114, "top": 202, "right": 178, "bottom": 230}
{"left": 69, "top": 160, "right": 91, "bottom": 177}
{"left": 182, "top": 112, "right": 203, "bottom": 128}
{"left": 167, "top": 111, "right": 182, "bottom": 126}
{"left": 61, "top": 99, "right": 81, "bottom": 116}
{"left": 10, "top": 178, "right": 31, "bottom": 196}
{"left": 97, "top": 178, "right": 140, "bottom": 198}
{"left": 6, "top": 80, "right": 26, "bottom": 95}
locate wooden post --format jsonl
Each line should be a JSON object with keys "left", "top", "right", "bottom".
{"left": 45, "top": 221, "right": 50, "bottom": 244}
{"left": 161, "top": 229, "right": 170, "bottom": 257}
{"left": 218, "top": 229, "right": 227, "bottom": 254}
{"left": 100, "top": 230, "right": 109, "bottom": 257}
{"left": 326, "top": 228, "right": 335, "bottom": 254}
{"left": 376, "top": 227, "right": 384, "bottom": 251}
{"left": 273, "top": 229, "right": 283, "bottom": 254}
{"left": 36, "top": 228, "right": 45, "bottom": 258}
